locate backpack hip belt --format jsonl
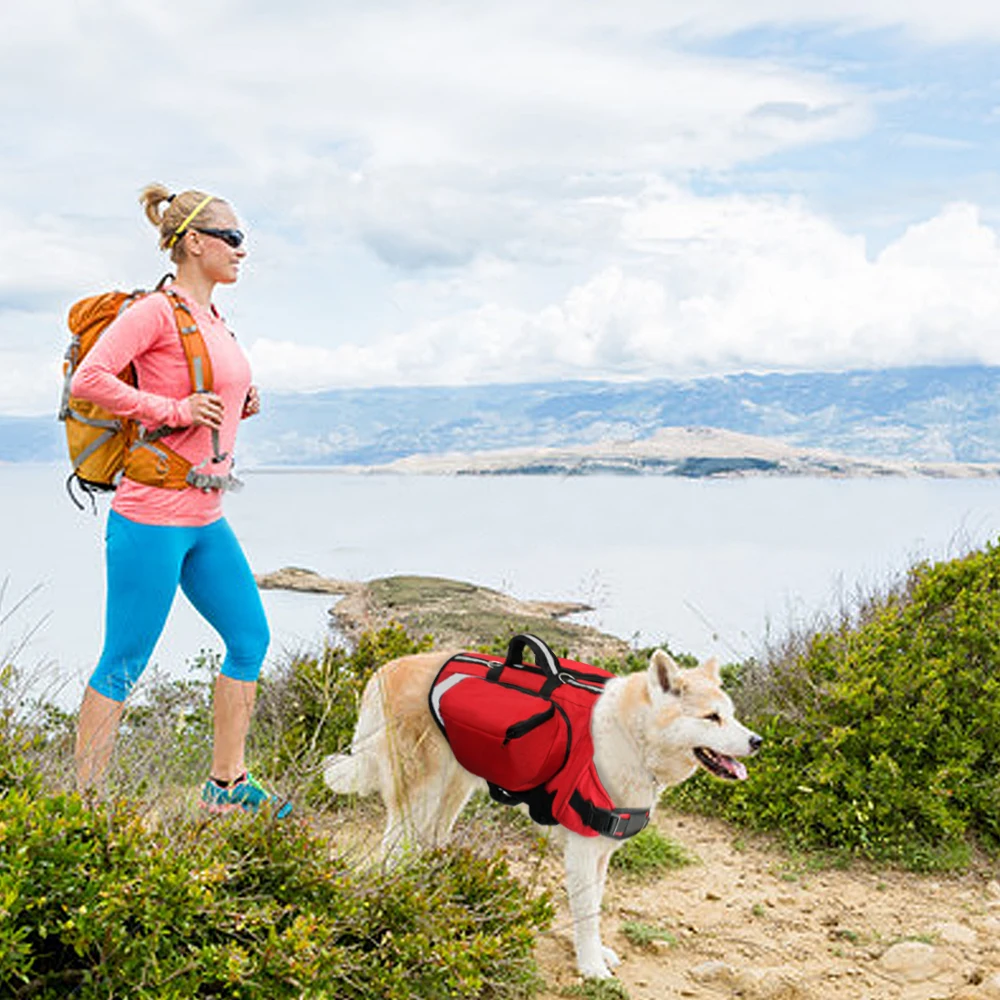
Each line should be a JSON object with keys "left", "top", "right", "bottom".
{"left": 428, "top": 633, "right": 650, "bottom": 840}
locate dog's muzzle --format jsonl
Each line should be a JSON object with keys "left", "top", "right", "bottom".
{"left": 694, "top": 745, "right": 754, "bottom": 781}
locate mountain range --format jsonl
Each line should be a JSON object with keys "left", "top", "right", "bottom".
{"left": 6, "top": 365, "right": 1000, "bottom": 469}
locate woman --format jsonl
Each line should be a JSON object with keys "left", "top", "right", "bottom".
{"left": 71, "top": 183, "right": 290, "bottom": 817}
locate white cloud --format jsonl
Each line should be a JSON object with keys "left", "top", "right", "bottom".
{"left": 3, "top": 2, "right": 1000, "bottom": 415}
{"left": 564, "top": 0, "right": 1000, "bottom": 44}
{"left": 0, "top": 348, "right": 65, "bottom": 414}
{"left": 0, "top": 210, "right": 131, "bottom": 310}
{"left": 247, "top": 193, "right": 1000, "bottom": 390}
{"left": 1, "top": 2, "right": 872, "bottom": 190}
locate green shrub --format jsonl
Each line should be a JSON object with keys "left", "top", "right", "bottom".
{"left": 111, "top": 658, "right": 218, "bottom": 794}
{"left": 0, "top": 621, "right": 555, "bottom": 997}
{"left": 671, "top": 542, "right": 1000, "bottom": 870}
{"left": 0, "top": 781, "right": 552, "bottom": 998}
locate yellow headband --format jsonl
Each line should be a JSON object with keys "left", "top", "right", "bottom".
{"left": 166, "top": 194, "right": 214, "bottom": 248}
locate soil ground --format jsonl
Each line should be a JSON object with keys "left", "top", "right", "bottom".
{"left": 323, "top": 799, "right": 1000, "bottom": 1000}
{"left": 531, "top": 813, "right": 1000, "bottom": 1000}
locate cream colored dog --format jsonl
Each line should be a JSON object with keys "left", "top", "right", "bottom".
{"left": 324, "top": 648, "right": 761, "bottom": 980}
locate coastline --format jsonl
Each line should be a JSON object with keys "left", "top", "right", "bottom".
{"left": 255, "top": 569, "right": 633, "bottom": 661}
{"left": 242, "top": 427, "right": 1000, "bottom": 479}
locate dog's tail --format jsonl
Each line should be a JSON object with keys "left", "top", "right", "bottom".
{"left": 322, "top": 751, "right": 374, "bottom": 794}
{"left": 322, "top": 674, "right": 383, "bottom": 795}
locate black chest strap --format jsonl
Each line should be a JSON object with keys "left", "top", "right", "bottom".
{"left": 570, "top": 791, "right": 650, "bottom": 839}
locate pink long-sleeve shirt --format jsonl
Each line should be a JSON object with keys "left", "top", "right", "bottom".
{"left": 70, "top": 287, "right": 252, "bottom": 526}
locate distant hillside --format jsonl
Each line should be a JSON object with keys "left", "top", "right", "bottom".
{"left": 367, "top": 427, "right": 1000, "bottom": 478}
{"left": 7, "top": 366, "right": 1000, "bottom": 467}
{"left": 238, "top": 365, "right": 1000, "bottom": 467}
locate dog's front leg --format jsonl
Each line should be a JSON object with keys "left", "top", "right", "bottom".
{"left": 564, "top": 833, "right": 619, "bottom": 979}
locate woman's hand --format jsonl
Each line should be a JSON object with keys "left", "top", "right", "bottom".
{"left": 186, "top": 391, "right": 225, "bottom": 429}
{"left": 241, "top": 385, "right": 261, "bottom": 419}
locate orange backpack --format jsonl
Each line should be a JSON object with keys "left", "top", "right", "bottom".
{"left": 58, "top": 280, "right": 240, "bottom": 509}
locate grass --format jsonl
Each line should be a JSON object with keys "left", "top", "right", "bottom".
{"left": 561, "top": 979, "right": 630, "bottom": 999}
{"left": 620, "top": 920, "right": 676, "bottom": 949}
{"left": 609, "top": 825, "right": 697, "bottom": 876}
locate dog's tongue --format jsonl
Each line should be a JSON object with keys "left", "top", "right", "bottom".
{"left": 720, "top": 755, "right": 748, "bottom": 781}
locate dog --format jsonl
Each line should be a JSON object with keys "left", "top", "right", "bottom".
{"left": 324, "top": 647, "right": 761, "bottom": 980}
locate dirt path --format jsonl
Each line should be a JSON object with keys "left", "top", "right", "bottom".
{"left": 525, "top": 812, "right": 1000, "bottom": 1000}
{"left": 323, "top": 802, "right": 1000, "bottom": 1000}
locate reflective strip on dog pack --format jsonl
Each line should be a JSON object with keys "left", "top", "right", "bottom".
{"left": 429, "top": 634, "right": 650, "bottom": 839}
{"left": 429, "top": 672, "right": 475, "bottom": 729}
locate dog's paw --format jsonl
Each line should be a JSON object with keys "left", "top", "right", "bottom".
{"left": 602, "top": 945, "right": 622, "bottom": 969}
{"left": 577, "top": 956, "right": 613, "bottom": 980}
{"left": 578, "top": 964, "right": 613, "bottom": 980}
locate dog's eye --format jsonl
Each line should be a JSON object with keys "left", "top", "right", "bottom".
{"left": 704, "top": 712, "right": 722, "bottom": 724}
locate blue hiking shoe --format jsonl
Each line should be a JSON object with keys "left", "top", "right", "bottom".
{"left": 200, "top": 772, "right": 293, "bottom": 819}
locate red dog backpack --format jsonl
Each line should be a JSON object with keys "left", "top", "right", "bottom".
{"left": 429, "top": 634, "right": 650, "bottom": 839}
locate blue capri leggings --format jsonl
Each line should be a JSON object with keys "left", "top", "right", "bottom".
{"left": 89, "top": 510, "right": 270, "bottom": 702}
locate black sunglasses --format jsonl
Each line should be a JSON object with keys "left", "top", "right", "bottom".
{"left": 192, "top": 227, "right": 245, "bottom": 248}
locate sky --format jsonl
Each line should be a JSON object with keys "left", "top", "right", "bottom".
{"left": 4, "top": 0, "right": 1000, "bottom": 414}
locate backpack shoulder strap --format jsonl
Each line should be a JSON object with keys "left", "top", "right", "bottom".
{"left": 144, "top": 287, "right": 228, "bottom": 468}
{"left": 161, "top": 288, "right": 214, "bottom": 393}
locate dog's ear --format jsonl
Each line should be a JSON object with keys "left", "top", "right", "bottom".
{"left": 702, "top": 657, "right": 721, "bottom": 684}
{"left": 649, "top": 649, "right": 684, "bottom": 697}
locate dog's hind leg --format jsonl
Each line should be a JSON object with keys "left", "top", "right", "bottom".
{"left": 409, "top": 756, "right": 480, "bottom": 849}
{"left": 564, "top": 833, "right": 621, "bottom": 979}
{"left": 380, "top": 732, "right": 480, "bottom": 860}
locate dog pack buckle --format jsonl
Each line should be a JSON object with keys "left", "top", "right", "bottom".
{"left": 607, "top": 809, "right": 650, "bottom": 839}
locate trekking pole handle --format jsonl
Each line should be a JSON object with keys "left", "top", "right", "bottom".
{"left": 504, "top": 633, "right": 561, "bottom": 679}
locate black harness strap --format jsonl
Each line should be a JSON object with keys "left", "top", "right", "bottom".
{"left": 569, "top": 790, "right": 650, "bottom": 840}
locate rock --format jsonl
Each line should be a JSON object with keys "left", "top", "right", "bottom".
{"left": 954, "top": 978, "right": 1000, "bottom": 1000}
{"left": 932, "top": 921, "right": 977, "bottom": 946}
{"left": 256, "top": 566, "right": 358, "bottom": 594}
{"left": 985, "top": 880, "right": 1000, "bottom": 900}
{"left": 688, "top": 960, "right": 735, "bottom": 985}
{"left": 878, "top": 941, "right": 949, "bottom": 983}
{"left": 733, "top": 965, "right": 808, "bottom": 999}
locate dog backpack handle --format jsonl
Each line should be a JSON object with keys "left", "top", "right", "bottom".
{"left": 504, "top": 633, "right": 561, "bottom": 680}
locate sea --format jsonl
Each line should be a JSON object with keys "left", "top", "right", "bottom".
{"left": 2, "top": 463, "right": 999, "bottom": 707}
